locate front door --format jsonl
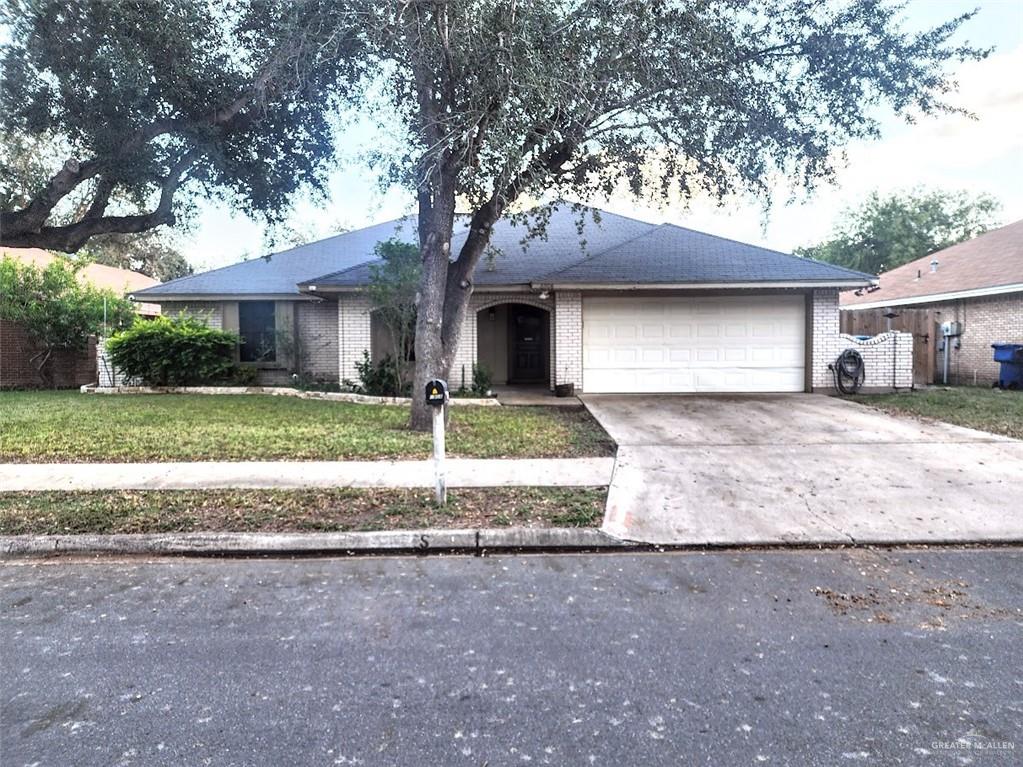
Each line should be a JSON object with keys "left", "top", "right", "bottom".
{"left": 509, "top": 305, "right": 547, "bottom": 383}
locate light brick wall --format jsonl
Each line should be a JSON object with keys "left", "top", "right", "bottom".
{"left": 554, "top": 290, "right": 582, "bottom": 389}
{"left": 296, "top": 300, "right": 339, "bottom": 380}
{"left": 812, "top": 289, "right": 912, "bottom": 390}
{"left": 96, "top": 338, "right": 137, "bottom": 387}
{"left": 337, "top": 294, "right": 373, "bottom": 384}
{"left": 928, "top": 294, "right": 1023, "bottom": 385}
{"left": 161, "top": 301, "right": 224, "bottom": 329}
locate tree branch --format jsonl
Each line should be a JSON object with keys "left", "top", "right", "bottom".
{"left": 1, "top": 151, "right": 198, "bottom": 251}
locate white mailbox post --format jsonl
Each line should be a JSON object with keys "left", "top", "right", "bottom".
{"left": 424, "top": 379, "right": 449, "bottom": 505}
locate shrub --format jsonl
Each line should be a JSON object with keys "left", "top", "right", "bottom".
{"left": 471, "top": 363, "right": 492, "bottom": 396}
{"left": 106, "top": 315, "right": 239, "bottom": 386}
{"left": 350, "top": 350, "right": 410, "bottom": 397}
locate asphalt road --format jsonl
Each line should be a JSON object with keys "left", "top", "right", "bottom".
{"left": 2, "top": 549, "right": 1021, "bottom": 766}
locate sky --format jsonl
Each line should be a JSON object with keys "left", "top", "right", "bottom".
{"left": 180, "top": 0, "right": 1023, "bottom": 272}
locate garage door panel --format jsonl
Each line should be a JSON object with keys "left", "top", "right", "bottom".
{"left": 582, "top": 295, "right": 805, "bottom": 393}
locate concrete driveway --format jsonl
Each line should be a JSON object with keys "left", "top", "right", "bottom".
{"left": 583, "top": 394, "right": 1023, "bottom": 545}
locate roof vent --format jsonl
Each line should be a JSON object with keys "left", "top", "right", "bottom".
{"left": 930, "top": 259, "right": 939, "bottom": 273}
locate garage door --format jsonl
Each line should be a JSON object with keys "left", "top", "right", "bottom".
{"left": 582, "top": 295, "right": 806, "bottom": 393}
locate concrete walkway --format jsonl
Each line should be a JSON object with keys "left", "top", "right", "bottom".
{"left": 0, "top": 457, "right": 614, "bottom": 492}
{"left": 583, "top": 394, "right": 1023, "bottom": 546}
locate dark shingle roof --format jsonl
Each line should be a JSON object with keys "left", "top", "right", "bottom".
{"left": 305, "top": 206, "right": 656, "bottom": 288}
{"left": 135, "top": 218, "right": 420, "bottom": 297}
{"left": 134, "top": 203, "right": 872, "bottom": 298}
{"left": 542, "top": 224, "right": 873, "bottom": 285}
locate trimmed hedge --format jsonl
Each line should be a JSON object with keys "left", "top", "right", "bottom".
{"left": 106, "top": 315, "right": 240, "bottom": 386}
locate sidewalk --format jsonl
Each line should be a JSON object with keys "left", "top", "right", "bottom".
{"left": 0, "top": 458, "right": 614, "bottom": 492}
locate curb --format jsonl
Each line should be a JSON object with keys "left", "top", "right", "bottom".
{"left": 0, "top": 527, "right": 632, "bottom": 559}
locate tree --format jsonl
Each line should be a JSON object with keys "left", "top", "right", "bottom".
{"left": 365, "top": 240, "right": 421, "bottom": 395}
{"left": 794, "top": 189, "right": 1001, "bottom": 274}
{"left": 345, "top": 1, "right": 986, "bottom": 428}
{"left": 0, "top": 255, "right": 135, "bottom": 386}
{"left": 80, "top": 230, "right": 194, "bottom": 282}
{"left": 0, "top": 0, "right": 362, "bottom": 252}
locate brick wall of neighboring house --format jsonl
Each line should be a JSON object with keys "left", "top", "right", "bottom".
{"left": 0, "top": 319, "right": 97, "bottom": 389}
{"left": 926, "top": 293, "right": 1023, "bottom": 385}
{"left": 812, "top": 289, "right": 913, "bottom": 391}
{"left": 296, "top": 300, "right": 339, "bottom": 380}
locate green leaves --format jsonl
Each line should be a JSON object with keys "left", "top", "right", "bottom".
{"left": 1, "top": 0, "right": 364, "bottom": 250}
{"left": 795, "top": 189, "right": 1001, "bottom": 274}
{"left": 0, "top": 254, "right": 135, "bottom": 381}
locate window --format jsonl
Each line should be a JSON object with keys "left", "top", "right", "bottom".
{"left": 238, "top": 301, "right": 276, "bottom": 362}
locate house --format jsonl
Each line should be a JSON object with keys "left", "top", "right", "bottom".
{"left": 0, "top": 248, "right": 161, "bottom": 389}
{"left": 840, "top": 219, "right": 1023, "bottom": 385}
{"left": 132, "top": 203, "right": 910, "bottom": 394}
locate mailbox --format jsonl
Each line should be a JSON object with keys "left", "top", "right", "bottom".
{"left": 425, "top": 379, "right": 448, "bottom": 406}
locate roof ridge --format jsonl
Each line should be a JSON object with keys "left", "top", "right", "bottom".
{"left": 534, "top": 221, "right": 662, "bottom": 282}
{"left": 662, "top": 223, "right": 875, "bottom": 280}
{"left": 300, "top": 257, "right": 380, "bottom": 286}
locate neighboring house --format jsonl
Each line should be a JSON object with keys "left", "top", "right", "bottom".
{"left": 841, "top": 219, "right": 1023, "bottom": 385}
{"left": 133, "top": 203, "right": 906, "bottom": 393}
{"left": 1, "top": 248, "right": 161, "bottom": 318}
{"left": 0, "top": 248, "right": 161, "bottom": 388}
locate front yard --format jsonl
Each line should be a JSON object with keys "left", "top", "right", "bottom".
{"left": 0, "top": 391, "right": 614, "bottom": 462}
{"left": 854, "top": 386, "right": 1023, "bottom": 440}
{"left": 0, "top": 487, "right": 607, "bottom": 534}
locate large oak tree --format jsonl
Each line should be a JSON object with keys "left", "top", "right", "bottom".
{"left": 0, "top": 0, "right": 362, "bottom": 251}
{"left": 349, "top": 0, "right": 985, "bottom": 428}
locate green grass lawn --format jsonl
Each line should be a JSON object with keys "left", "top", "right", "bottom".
{"left": 0, "top": 391, "right": 614, "bottom": 462}
{"left": 0, "top": 487, "right": 607, "bottom": 534}
{"left": 854, "top": 386, "right": 1023, "bottom": 440}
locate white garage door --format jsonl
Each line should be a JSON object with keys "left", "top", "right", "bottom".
{"left": 582, "top": 295, "right": 806, "bottom": 393}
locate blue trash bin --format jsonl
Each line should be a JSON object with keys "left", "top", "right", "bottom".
{"left": 992, "top": 343, "right": 1023, "bottom": 389}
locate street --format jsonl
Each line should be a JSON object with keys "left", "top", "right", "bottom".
{"left": 2, "top": 548, "right": 1021, "bottom": 766}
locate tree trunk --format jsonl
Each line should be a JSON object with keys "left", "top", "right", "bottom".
{"left": 409, "top": 193, "right": 457, "bottom": 431}
{"left": 409, "top": 197, "right": 504, "bottom": 430}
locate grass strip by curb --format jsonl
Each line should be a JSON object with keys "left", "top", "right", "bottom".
{"left": 0, "top": 487, "right": 608, "bottom": 536}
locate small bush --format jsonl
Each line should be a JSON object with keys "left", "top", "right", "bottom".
{"left": 228, "top": 365, "right": 259, "bottom": 386}
{"left": 106, "top": 315, "right": 239, "bottom": 386}
{"left": 471, "top": 363, "right": 492, "bottom": 396}
{"left": 352, "top": 351, "right": 410, "bottom": 397}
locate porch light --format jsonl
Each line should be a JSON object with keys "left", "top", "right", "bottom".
{"left": 538, "top": 290, "right": 550, "bottom": 300}
{"left": 488, "top": 308, "right": 496, "bottom": 320}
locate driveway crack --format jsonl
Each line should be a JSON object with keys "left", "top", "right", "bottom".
{"left": 799, "top": 484, "right": 856, "bottom": 544}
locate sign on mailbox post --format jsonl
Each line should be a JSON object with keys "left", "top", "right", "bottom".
{"left": 425, "top": 379, "right": 448, "bottom": 505}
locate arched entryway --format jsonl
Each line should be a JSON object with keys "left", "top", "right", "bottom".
{"left": 476, "top": 301, "right": 551, "bottom": 386}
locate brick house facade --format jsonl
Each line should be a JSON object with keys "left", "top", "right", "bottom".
{"left": 133, "top": 204, "right": 912, "bottom": 394}
{"left": 146, "top": 287, "right": 911, "bottom": 394}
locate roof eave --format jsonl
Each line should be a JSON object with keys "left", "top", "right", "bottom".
{"left": 841, "top": 281, "right": 1023, "bottom": 310}
{"left": 539, "top": 279, "right": 876, "bottom": 291}
{"left": 129, "top": 292, "right": 324, "bottom": 302}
